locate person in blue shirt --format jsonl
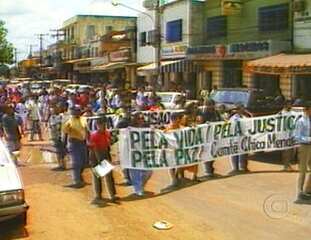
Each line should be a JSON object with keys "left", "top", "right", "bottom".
{"left": 294, "top": 103, "right": 311, "bottom": 203}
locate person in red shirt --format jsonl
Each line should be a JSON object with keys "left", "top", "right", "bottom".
{"left": 89, "top": 116, "right": 117, "bottom": 207}
{"left": 76, "top": 92, "right": 89, "bottom": 108}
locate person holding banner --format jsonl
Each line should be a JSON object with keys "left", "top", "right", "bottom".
{"left": 294, "top": 103, "right": 311, "bottom": 203}
{"left": 229, "top": 104, "right": 249, "bottom": 175}
{"left": 201, "top": 99, "right": 222, "bottom": 178}
{"left": 279, "top": 100, "right": 295, "bottom": 171}
{"left": 128, "top": 112, "right": 153, "bottom": 196}
{"left": 178, "top": 112, "right": 200, "bottom": 182}
{"left": 89, "top": 117, "right": 118, "bottom": 206}
{"left": 162, "top": 112, "right": 183, "bottom": 190}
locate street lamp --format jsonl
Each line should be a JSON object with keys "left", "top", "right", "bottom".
{"left": 111, "top": 0, "right": 162, "bottom": 89}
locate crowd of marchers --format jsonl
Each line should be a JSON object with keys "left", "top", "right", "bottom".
{"left": 0, "top": 83, "right": 310, "bottom": 206}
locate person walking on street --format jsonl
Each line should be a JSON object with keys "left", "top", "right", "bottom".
{"left": 62, "top": 106, "right": 88, "bottom": 189}
{"left": 27, "top": 96, "right": 43, "bottom": 141}
{"left": 162, "top": 113, "right": 183, "bottom": 191}
{"left": 48, "top": 106, "right": 66, "bottom": 171}
{"left": 280, "top": 100, "right": 296, "bottom": 171}
{"left": 89, "top": 116, "right": 118, "bottom": 206}
{"left": 1, "top": 105, "right": 22, "bottom": 165}
{"left": 228, "top": 104, "right": 249, "bottom": 175}
{"left": 200, "top": 99, "right": 222, "bottom": 178}
{"left": 294, "top": 103, "right": 311, "bottom": 203}
{"left": 128, "top": 112, "right": 153, "bottom": 196}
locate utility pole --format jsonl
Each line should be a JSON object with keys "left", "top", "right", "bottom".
{"left": 154, "top": 0, "right": 162, "bottom": 89}
{"left": 50, "top": 29, "right": 65, "bottom": 78}
{"left": 28, "top": 44, "right": 37, "bottom": 59}
{"left": 14, "top": 48, "right": 18, "bottom": 67}
{"left": 35, "top": 33, "right": 49, "bottom": 78}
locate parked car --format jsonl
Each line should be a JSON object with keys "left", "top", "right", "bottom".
{"left": 0, "top": 141, "right": 28, "bottom": 226}
{"left": 209, "top": 88, "right": 284, "bottom": 116}
{"left": 144, "top": 92, "right": 198, "bottom": 109}
{"left": 65, "top": 84, "right": 92, "bottom": 94}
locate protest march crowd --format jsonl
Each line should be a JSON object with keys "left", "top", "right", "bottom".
{"left": 1, "top": 82, "right": 311, "bottom": 207}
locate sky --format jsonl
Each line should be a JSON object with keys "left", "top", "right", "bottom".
{"left": 0, "top": 0, "right": 144, "bottom": 61}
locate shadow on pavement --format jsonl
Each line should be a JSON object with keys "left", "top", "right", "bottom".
{"left": 251, "top": 151, "right": 297, "bottom": 165}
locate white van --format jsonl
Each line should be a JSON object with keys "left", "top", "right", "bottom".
{"left": 0, "top": 141, "right": 28, "bottom": 225}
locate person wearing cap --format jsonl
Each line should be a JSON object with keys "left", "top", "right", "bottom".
{"left": 294, "top": 103, "right": 311, "bottom": 203}
{"left": 62, "top": 106, "right": 88, "bottom": 188}
{"left": 228, "top": 103, "right": 249, "bottom": 175}
{"left": 279, "top": 100, "right": 295, "bottom": 171}
{"left": 89, "top": 116, "right": 118, "bottom": 206}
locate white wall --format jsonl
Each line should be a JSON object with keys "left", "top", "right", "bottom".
{"left": 137, "top": 10, "right": 156, "bottom": 64}
{"left": 161, "top": 0, "right": 190, "bottom": 49}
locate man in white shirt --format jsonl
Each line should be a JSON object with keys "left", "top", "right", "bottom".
{"left": 27, "top": 96, "right": 42, "bottom": 141}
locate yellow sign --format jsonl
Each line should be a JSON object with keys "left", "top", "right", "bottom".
{"left": 221, "top": 0, "right": 243, "bottom": 16}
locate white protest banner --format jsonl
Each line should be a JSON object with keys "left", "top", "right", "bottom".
{"left": 119, "top": 113, "right": 302, "bottom": 170}
{"left": 85, "top": 109, "right": 184, "bottom": 130}
{"left": 140, "top": 109, "right": 184, "bottom": 126}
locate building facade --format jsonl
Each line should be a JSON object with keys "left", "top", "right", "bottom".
{"left": 137, "top": 0, "right": 204, "bottom": 96}
{"left": 187, "top": 0, "right": 292, "bottom": 97}
{"left": 56, "top": 15, "right": 137, "bottom": 86}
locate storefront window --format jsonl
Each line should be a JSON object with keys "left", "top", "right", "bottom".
{"left": 295, "top": 75, "right": 311, "bottom": 100}
{"left": 258, "top": 4, "right": 289, "bottom": 32}
{"left": 254, "top": 74, "right": 280, "bottom": 96}
{"left": 206, "top": 16, "right": 227, "bottom": 39}
{"left": 166, "top": 19, "right": 183, "bottom": 43}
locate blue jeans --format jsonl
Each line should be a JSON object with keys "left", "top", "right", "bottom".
{"left": 129, "top": 169, "right": 152, "bottom": 194}
{"left": 69, "top": 139, "right": 87, "bottom": 184}
{"left": 231, "top": 154, "right": 248, "bottom": 171}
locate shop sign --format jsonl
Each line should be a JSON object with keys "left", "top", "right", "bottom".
{"left": 110, "top": 49, "right": 130, "bottom": 62}
{"left": 228, "top": 41, "right": 270, "bottom": 54}
{"left": 187, "top": 40, "right": 290, "bottom": 60}
{"left": 221, "top": 0, "right": 243, "bottom": 16}
{"left": 161, "top": 45, "right": 187, "bottom": 59}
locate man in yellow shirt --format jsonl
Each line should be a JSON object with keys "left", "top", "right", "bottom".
{"left": 63, "top": 106, "right": 88, "bottom": 188}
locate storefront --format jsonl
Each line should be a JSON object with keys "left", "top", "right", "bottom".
{"left": 246, "top": 54, "right": 311, "bottom": 100}
{"left": 137, "top": 58, "right": 202, "bottom": 97}
{"left": 187, "top": 40, "right": 291, "bottom": 93}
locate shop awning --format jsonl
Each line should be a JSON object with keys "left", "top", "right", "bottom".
{"left": 92, "top": 62, "right": 126, "bottom": 71}
{"left": 137, "top": 61, "right": 178, "bottom": 71}
{"left": 137, "top": 60, "right": 201, "bottom": 73}
{"left": 65, "top": 57, "right": 96, "bottom": 64}
{"left": 247, "top": 54, "right": 311, "bottom": 74}
{"left": 247, "top": 54, "right": 311, "bottom": 68}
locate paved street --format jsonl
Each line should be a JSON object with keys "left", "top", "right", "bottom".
{"left": 1, "top": 142, "right": 311, "bottom": 240}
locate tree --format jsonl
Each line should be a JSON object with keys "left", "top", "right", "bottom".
{"left": 0, "top": 64, "right": 9, "bottom": 77}
{"left": 0, "top": 20, "right": 14, "bottom": 65}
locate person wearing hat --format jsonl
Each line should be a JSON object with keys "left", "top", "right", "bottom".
{"left": 294, "top": 103, "right": 311, "bottom": 203}
{"left": 228, "top": 103, "right": 249, "bottom": 175}
{"left": 89, "top": 116, "right": 118, "bottom": 206}
{"left": 62, "top": 106, "right": 88, "bottom": 188}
